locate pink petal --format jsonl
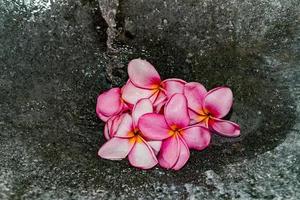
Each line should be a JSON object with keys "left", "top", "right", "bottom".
{"left": 104, "top": 117, "right": 114, "bottom": 140}
{"left": 172, "top": 136, "right": 190, "bottom": 170}
{"left": 96, "top": 88, "right": 123, "bottom": 118}
{"left": 158, "top": 136, "right": 180, "bottom": 169}
{"left": 149, "top": 89, "right": 167, "bottom": 105}
{"left": 96, "top": 110, "right": 110, "bottom": 122}
{"left": 180, "top": 126, "right": 211, "bottom": 150}
{"left": 152, "top": 91, "right": 167, "bottom": 113}
{"left": 120, "top": 102, "right": 130, "bottom": 113}
{"left": 122, "top": 81, "right": 154, "bottom": 105}
{"left": 132, "top": 98, "right": 153, "bottom": 128}
{"left": 184, "top": 82, "right": 207, "bottom": 113}
{"left": 128, "top": 136, "right": 158, "bottom": 169}
{"left": 104, "top": 115, "right": 122, "bottom": 139}
{"left": 188, "top": 109, "right": 201, "bottom": 125}
{"left": 147, "top": 141, "right": 162, "bottom": 155}
{"left": 164, "top": 94, "right": 190, "bottom": 129}
{"left": 203, "top": 87, "right": 233, "bottom": 118}
{"left": 138, "top": 113, "right": 171, "bottom": 140}
{"left": 98, "top": 137, "right": 134, "bottom": 160}
{"left": 114, "top": 113, "right": 134, "bottom": 138}
{"left": 209, "top": 118, "right": 240, "bottom": 137}
{"left": 110, "top": 113, "right": 126, "bottom": 138}
{"left": 104, "top": 123, "right": 110, "bottom": 140}
{"left": 153, "top": 99, "right": 167, "bottom": 113}
{"left": 124, "top": 102, "right": 134, "bottom": 111}
{"left": 149, "top": 89, "right": 160, "bottom": 103}
{"left": 161, "top": 78, "right": 186, "bottom": 98}
{"left": 128, "top": 59, "right": 161, "bottom": 89}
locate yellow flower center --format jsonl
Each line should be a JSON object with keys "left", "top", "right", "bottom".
{"left": 168, "top": 125, "right": 182, "bottom": 137}
{"left": 128, "top": 128, "right": 143, "bottom": 143}
{"left": 197, "top": 109, "right": 211, "bottom": 126}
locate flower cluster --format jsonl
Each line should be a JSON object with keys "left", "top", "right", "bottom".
{"left": 96, "top": 59, "right": 240, "bottom": 170}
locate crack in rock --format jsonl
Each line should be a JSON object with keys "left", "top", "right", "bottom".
{"left": 98, "top": 0, "right": 128, "bottom": 86}
{"left": 98, "top": 0, "right": 119, "bottom": 52}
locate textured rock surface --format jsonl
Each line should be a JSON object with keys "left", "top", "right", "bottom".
{"left": 0, "top": 0, "right": 299, "bottom": 199}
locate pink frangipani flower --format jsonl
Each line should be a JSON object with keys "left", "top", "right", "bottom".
{"left": 96, "top": 87, "right": 128, "bottom": 122}
{"left": 98, "top": 99, "right": 161, "bottom": 169}
{"left": 139, "top": 94, "right": 211, "bottom": 170}
{"left": 184, "top": 82, "right": 240, "bottom": 137}
{"left": 122, "top": 59, "right": 186, "bottom": 111}
{"left": 96, "top": 58, "right": 241, "bottom": 171}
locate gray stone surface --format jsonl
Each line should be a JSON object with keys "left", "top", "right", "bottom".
{"left": 0, "top": 0, "right": 299, "bottom": 199}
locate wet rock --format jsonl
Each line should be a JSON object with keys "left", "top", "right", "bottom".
{"left": 0, "top": 0, "right": 300, "bottom": 199}
{"left": 118, "top": 0, "right": 299, "bottom": 55}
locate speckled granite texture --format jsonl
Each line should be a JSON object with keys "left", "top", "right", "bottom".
{"left": 0, "top": 0, "right": 299, "bottom": 199}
